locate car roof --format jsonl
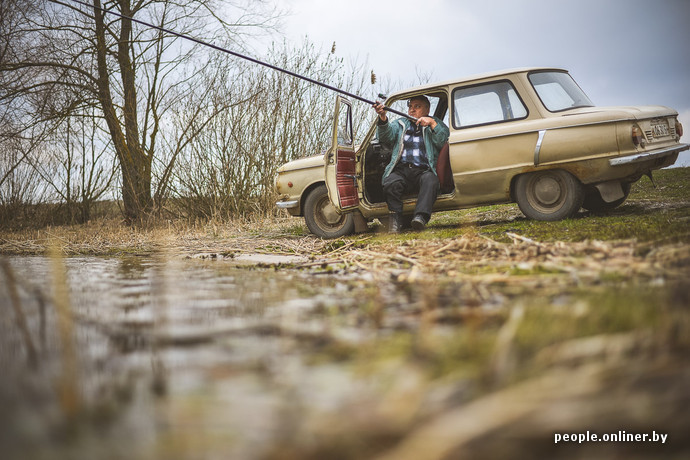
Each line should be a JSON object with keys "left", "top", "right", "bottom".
{"left": 387, "top": 67, "right": 568, "bottom": 98}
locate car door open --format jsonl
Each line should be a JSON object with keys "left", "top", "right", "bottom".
{"left": 324, "top": 96, "right": 359, "bottom": 211}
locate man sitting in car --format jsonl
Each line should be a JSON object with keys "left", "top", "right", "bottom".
{"left": 373, "top": 96, "right": 450, "bottom": 232}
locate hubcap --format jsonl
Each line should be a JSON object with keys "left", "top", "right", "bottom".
{"left": 316, "top": 196, "right": 345, "bottom": 227}
{"left": 527, "top": 172, "right": 566, "bottom": 212}
{"left": 533, "top": 176, "right": 561, "bottom": 205}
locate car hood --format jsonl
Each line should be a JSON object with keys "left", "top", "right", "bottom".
{"left": 277, "top": 154, "right": 324, "bottom": 173}
{"left": 562, "top": 105, "right": 678, "bottom": 120}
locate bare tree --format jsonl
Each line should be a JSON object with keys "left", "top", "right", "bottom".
{"left": 24, "top": 106, "right": 117, "bottom": 223}
{"left": 170, "top": 38, "right": 386, "bottom": 221}
{"left": 0, "top": 128, "right": 52, "bottom": 226}
{"left": 1, "top": 0, "right": 281, "bottom": 223}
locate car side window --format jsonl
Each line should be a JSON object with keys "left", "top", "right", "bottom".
{"left": 385, "top": 95, "right": 445, "bottom": 123}
{"left": 452, "top": 81, "right": 527, "bottom": 129}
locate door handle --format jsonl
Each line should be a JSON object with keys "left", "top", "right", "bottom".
{"left": 344, "top": 174, "right": 359, "bottom": 187}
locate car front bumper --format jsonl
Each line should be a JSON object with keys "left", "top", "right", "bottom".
{"left": 276, "top": 200, "right": 299, "bottom": 209}
{"left": 276, "top": 199, "right": 301, "bottom": 217}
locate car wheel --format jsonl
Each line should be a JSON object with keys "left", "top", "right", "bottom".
{"left": 515, "top": 169, "right": 584, "bottom": 221}
{"left": 303, "top": 184, "right": 355, "bottom": 238}
{"left": 582, "top": 182, "right": 631, "bottom": 213}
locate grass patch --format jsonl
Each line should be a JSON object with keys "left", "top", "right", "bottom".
{"left": 476, "top": 206, "right": 690, "bottom": 243}
{"left": 424, "top": 167, "right": 690, "bottom": 243}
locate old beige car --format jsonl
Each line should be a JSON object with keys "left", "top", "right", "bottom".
{"left": 275, "top": 68, "right": 687, "bottom": 238}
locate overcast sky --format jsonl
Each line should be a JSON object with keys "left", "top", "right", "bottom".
{"left": 270, "top": 0, "right": 690, "bottom": 165}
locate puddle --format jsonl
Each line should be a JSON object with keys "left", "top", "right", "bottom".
{"left": 190, "top": 252, "right": 310, "bottom": 265}
{"left": 0, "top": 255, "right": 400, "bottom": 459}
{"left": 231, "top": 253, "right": 309, "bottom": 265}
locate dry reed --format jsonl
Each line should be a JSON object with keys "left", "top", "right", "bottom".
{"left": 48, "top": 239, "right": 81, "bottom": 419}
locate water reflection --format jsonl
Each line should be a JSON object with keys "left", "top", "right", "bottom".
{"left": 0, "top": 255, "right": 372, "bottom": 460}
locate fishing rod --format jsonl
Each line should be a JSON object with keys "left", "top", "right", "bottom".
{"left": 47, "top": 0, "right": 417, "bottom": 122}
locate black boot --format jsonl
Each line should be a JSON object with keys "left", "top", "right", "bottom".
{"left": 411, "top": 214, "right": 428, "bottom": 231}
{"left": 388, "top": 212, "right": 403, "bottom": 233}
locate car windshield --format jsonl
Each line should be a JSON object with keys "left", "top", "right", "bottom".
{"left": 529, "top": 71, "right": 593, "bottom": 112}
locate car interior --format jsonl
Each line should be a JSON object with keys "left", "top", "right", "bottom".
{"left": 362, "top": 92, "right": 454, "bottom": 206}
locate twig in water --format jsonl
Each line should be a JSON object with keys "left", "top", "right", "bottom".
{"left": 49, "top": 241, "right": 81, "bottom": 419}
{"left": 1, "top": 259, "right": 38, "bottom": 368}
{"left": 35, "top": 288, "right": 48, "bottom": 352}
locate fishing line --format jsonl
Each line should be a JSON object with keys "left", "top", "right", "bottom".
{"left": 46, "top": 0, "right": 416, "bottom": 121}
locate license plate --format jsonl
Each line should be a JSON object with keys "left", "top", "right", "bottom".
{"left": 651, "top": 122, "right": 670, "bottom": 138}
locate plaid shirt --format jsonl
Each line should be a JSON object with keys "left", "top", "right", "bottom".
{"left": 400, "top": 124, "right": 429, "bottom": 168}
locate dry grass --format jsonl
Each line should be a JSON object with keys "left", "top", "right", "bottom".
{"left": 0, "top": 215, "right": 324, "bottom": 256}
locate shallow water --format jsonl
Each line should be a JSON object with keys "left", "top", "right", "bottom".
{"left": 1, "top": 255, "right": 386, "bottom": 460}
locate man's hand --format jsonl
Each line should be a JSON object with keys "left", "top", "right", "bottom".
{"left": 416, "top": 116, "right": 437, "bottom": 130}
{"left": 372, "top": 102, "right": 387, "bottom": 122}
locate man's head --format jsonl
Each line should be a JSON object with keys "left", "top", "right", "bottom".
{"left": 407, "top": 95, "right": 431, "bottom": 118}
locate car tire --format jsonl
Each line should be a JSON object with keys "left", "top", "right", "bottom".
{"left": 303, "top": 184, "right": 355, "bottom": 238}
{"left": 582, "top": 182, "right": 631, "bottom": 213}
{"left": 515, "top": 169, "right": 584, "bottom": 221}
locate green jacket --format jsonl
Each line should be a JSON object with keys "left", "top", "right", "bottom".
{"left": 378, "top": 116, "right": 450, "bottom": 182}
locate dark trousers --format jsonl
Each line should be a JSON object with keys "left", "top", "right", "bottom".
{"left": 382, "top": 163, "right": 440, "bottom": 219}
